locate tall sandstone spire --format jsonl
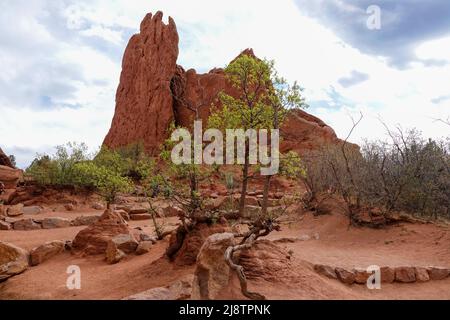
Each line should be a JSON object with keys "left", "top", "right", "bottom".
{"left": 103, "top": 12, "right": 343, "bottom": 155}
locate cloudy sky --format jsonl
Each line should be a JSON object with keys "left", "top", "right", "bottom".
{"left": 0, "top": 0, "right": 449, "bottom": 168}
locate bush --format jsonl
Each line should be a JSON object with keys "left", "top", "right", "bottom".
{"left": 26, "top": 142, "right": 89, "bottom": 187}
{"left": 300, "top": 130, "right": 450, "bottom": 221}
{"left": 73, "top": 162, "right": 133, "bottom": 207}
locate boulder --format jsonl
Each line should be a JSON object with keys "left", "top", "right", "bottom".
{"left": 335, "top": 267, "right": 355, "bottom": 285}
{"left": 168, "top": 223, "right": 231, "bottom": 266}
{"left": 7, "top": 203, "right": 24, "bottom": 217}
{"left": 72, "top": 209, "right": 132, "bottom": 255}
{"left": 314, "top": 264, "right": 337, "bottom": 279}
{"left": 160, "top": 205, "right": 183, "bottom": 217}
{"left": 353, "top": 268, "right": 371, "bottom": 284}
{"left": 395, "top": 266, "right": 416, "bottom": 283}
{"left": 380, "top": 266, "right": 395, "bottom": 283}
{"left": 13, "top": 218, "right": 42, "bottom": 230}
{"left": 0, "top": 220, "right": 12, "bottom": 230}
{"left": 135, "top": 241, "right": 153, "bottom": 255}
{"left": 105, "top": 244, "right": 126, "bottom": 264}
{"left": 191, "top": 233, "right": 235, "bottom": 300}
{"left": 130, "top": 213, "right": 152, "bottom": 221}
{"left": 71, "top": 215, "right": 100, "bottom": 226}
{"left": 415, "top": 267, "right": 430, "bottom": 282}
{"left": 41, "top": 217, "right": 72, "bottom": 229}
{"left": 0, "top": 241, "right": 29, "bottom": 281}
{"left": 30, "top": 240, "right": 65, "bottom": 266}
{"left": 0, "top": 165, "right": 22, "bottom": 189}
{"left": 22, "top": 206, "right": 43, "bottom": 215}
{"left": 124, "top": 276, "right": 193, "bottom": 300}
{"left": 109, "top": 234, "right": 138, "bottom": 254}
{"left": 427, "top": 267, "right": 450, "bottom": 280}
{"left": 0, "top": 148, "right": 14, "bottom": 168}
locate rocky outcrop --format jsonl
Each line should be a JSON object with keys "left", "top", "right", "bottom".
{"left": 0, "top": 241, "right": 29, "bottom": 281}
{"left": 103, "top": 12, "right": 347, "bottom": 156}
{"left": 72, "top": 209, "right": 132, "bottom": 255}
{"left": 103, "top": 11, "right": 179, "bottom": 154}
{"left": 0, "top": 147, "right": 13, "bottom": 168}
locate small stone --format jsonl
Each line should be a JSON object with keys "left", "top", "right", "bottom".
{"left": 41, "top": 217, "right": 71, "bottom": 229}
{"left": 353, "top": 268, "right": 371, "bottom": 284}
{"left": 22, "top": 206, "right": 43, "bottom": 215}
{"left": 427, "top": 267, "right": 450, "bottom": 280}
{"left": 7, "top": 204, "right": 24, "bottom": 217}
{"left": 380, "top": 266, "right": 395, "bottom": 283}
{"left": 130, "top": 213, "right": 152, "bottom": 221}
{"left": 0, "top": 220, "right": 12, "bottom": 230}
{"left": 135, "top": 241, "right": 153, "bottom": 255}
{"left": 335, "top": 267, "right": 355, "bottom": 285}
{"left": 415, "top": 267, "right": 430, "bottom": 282}
{"left": 314, "top": 264, "right": 337, "bottom": 279}
{"left": 64, "top": 203, "right": 75, "bottom": 211}
{"left": 298, "top": 235, "right": 311, "bottom": 241}
{"left": 110, "top": 234, "right": 138, "bottom": 254}
{"left": 30, "top": 240, "right": 65, "bottom": 266}
{"left": 395, "top": 266, "right": 416, "bottom": 283}
{"left": 71, "top": 215, "right": 100, "bottom": 226}
{"left": 13, "top": 218, "right": 41, "bottom": 230}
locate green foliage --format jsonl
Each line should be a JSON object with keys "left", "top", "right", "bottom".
{"left": 279, "top": 151, "right": 306, "bottom": 178}
{"left": 94, "top": 143, "right": 154, "bottom": 181}
{"left": 26, "top": 142, "right": 89, "bottom": 187}
{"left": 73, "top": 162, "right": 133, "bottom": 205}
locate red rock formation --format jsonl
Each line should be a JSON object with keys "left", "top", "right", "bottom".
{"left": 103, "top": 12, "right": 179, "bottom": 154}
{"left": 0, "top": 147, "right": 13, "bottom": 168}
{"left": 103, "top": 12, "right": 346, "bottom": 155}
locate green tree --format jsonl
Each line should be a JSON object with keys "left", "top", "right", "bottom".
{"left": 208, "top": 54, "right": 307, "bottom": 216}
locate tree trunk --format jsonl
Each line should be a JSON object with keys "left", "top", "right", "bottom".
{"left": 238, "top": 141, "right": 250, "bottom": 217}
{"left": 261, "top": 175, "right": 272, "bottom": 215}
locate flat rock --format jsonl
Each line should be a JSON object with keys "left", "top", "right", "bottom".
{"left": 353, "top": 268, "right": 371, "bottom": 284}
{"left": 124, "top": 276, "right": 193, "bottom": 300}
{"left": 0, "top": 241, "right": 29, "bottom": 281}
{"left": 7, "top": 204, "right": 24, "bottom": 217}
{"left": 135, "top": 241, "right": 153, "bottom": 255}
{"left": 380, "top": 266, "right": 395, "bottom": 283}
{"left": 13, "top": 218, "right": 41, "bottom": 230}
{"left": 71, "top": 215, "right": 100, "bottom": 226}
{"left": 314, "top": 264, "right": 337, "bottom": 279}
{"left": 130, "top": 213, "right": 152, "bottom": 221}
{"left": 22, "top": 206, "right": 43, "bottom": 215}
{"left": 0, "top": 220, "right": 12, "bottom": 230}
{"left": 110, "top": 234, "right": 138, "bottom": 254}
{"left": 30, "top": 240, "right": 65, "bottom": 266}
{"left": 335, "top": 267, "right": 355, "bottom": 285}
{"left": 415, "top": 267, "right": 430, "bottom": 282}
{"left": 115, "top": 209, "right": 130, "bottom": 221}
{"left": 427, "top": 267, "right": 450, "bottom": 280}
{"left": 41, "top": 217, "right": 72, "bottom": 229}
{"left": 395, "top": 266, "right": 416, "bottom": 283}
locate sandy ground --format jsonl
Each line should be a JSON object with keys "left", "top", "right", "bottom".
{"left": 1, "top": 208, "right": 449, "bottom": 300}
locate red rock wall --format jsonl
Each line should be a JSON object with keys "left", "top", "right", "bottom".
{"left": 103, "top": 11, "right": 346, "bottom": 156}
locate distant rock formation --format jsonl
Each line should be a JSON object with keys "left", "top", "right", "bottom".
{"left": 0, "top": 147, "right": 13, "bottom": 168}
{"left": 103, "top": 11, "right": 346, "bottom": 156}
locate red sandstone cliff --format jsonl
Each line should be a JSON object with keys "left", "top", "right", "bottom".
{"left": 103, "top": 11, "right": 344, "bottom": 156}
